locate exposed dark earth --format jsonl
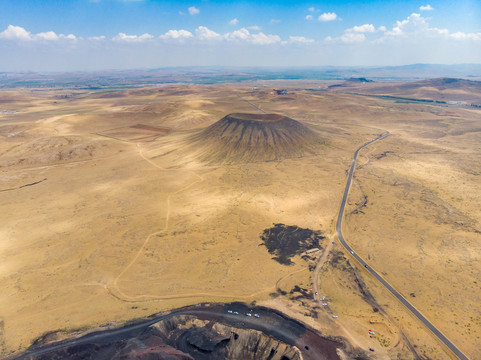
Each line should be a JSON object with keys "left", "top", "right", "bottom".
{"left": 13, "top": 303, "right": 352, "bottom": 360}
{"left": 260, "top": 224, "right": 325, "bottom": 265}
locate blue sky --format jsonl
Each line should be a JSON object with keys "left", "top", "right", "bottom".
{"left": 0, "top": 0, "right": 480, "bottom": 71}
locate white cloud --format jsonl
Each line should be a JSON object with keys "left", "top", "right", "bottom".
{"left": 318, "top": 12, "right": 337, "bottom": 22}
{"left": 352, "top": 24, "right": 375, "bottom": 33}
{"left": 113, "top": 33, "right": 136, "bottom": 41}
{"left": 450, "top": 31, "right": 481, "bottom": 41}
{"left": 380, "top": 13, "right": 480, "bottom": 42}
{"left": 0, "top": 25, "right": 32, "bottom": 41}
{"left": 336, "top": 24, "right": 378, "bottom": 43}
{"left": 0, "top": 24, "right": 283, "bottom": 46}
{"left": 229, "top": 18, "right": 239, "bottom": 25}
{"left": 420, "top": 4, "right": 434, "bottom": 11}
{"left": 341, "top": 32, "right": 366, "bottom": 43}
{"left": 289, "top": 36, "right": 314, "bottom": 44}
{"left": 250, "top": 32, "right": 280, "bottom": 45}
{"left": 138, "top": 33, "right": 153, "bottom": 40}
{"left": 308, "top": 7, "right": 315, "bottom": 12}
{"left": 188, "top": 6, "right": 200, "bottom": 15}
{"left": 384, "top": 13, "right": 451, "bottom": 39}
{"left": 385, "top": 13, "right": 428, "bottom": 37}
{"left": 324, "top": 13, "right": 478, "bottom": 46}
{"left": 60, "top": 34, "right": 77, "bottom": 40}
{"left": 113, "top": 32, "right": 153, "bottom": 42}
{"left": 432, "top": 28, "right": 449, "bottom": 36}
{"left": 305, "top": 15, "right": 313, "bottom": 20}
{"left": 224, "top": 28, "right": 281, "bottom": 45}
{"left": 36, "top": 31, "right": 59, "bottom": 41}
{"left": 195, "top": 26, "right": 221, "bottom": 40}
{"left": 224, "top": 28, "right": 251, "bottom": 41}
{"left": 160, "top": 29, "right": 193, "bottom": 41}
{"left": 0, "top": 25, "right": 77, "bottom": 42}
{"left": 35, "top": 31, "right": 76, "bottom": 41}
{"left": 270, "top": 19, "right": 281, "bottom": 24}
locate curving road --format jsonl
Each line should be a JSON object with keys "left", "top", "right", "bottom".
{"left": 336, "top": 131, "right": 469, "bottom": 360}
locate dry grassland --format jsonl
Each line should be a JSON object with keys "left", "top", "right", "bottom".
{"left": 0, "top": 83, "right": 479, "bottom": 359}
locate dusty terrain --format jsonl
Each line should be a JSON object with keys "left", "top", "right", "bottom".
{"left": 0, "top": 81, "right": 480, "bottom": 359}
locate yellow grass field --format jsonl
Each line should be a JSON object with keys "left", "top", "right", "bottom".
{"left": 0, "top": 83, "right": 479, "bottom": 359}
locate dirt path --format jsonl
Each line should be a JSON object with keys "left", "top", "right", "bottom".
{"left": 311, "top": 235, "right": 367, "bottom": 350}
{"left": 312, "top": 234, "right": 334, "bottom": 303}
{"left": 137, "top": 145, "right": 166, "bottom": 170}
{"left": 109, "top": 145, "right": 310, "bottom": 303}
{"left": 110, "top": 144, "right": 205, "bottom": 300}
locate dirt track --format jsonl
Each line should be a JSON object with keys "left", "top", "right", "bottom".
{"left": 12, "top": 302, "right": 346, "bottom": 360}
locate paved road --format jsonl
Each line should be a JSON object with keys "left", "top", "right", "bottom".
{"left": 336, "top": 131, "right": 469, "bottom": 360}
{"left": 236, "top": 94, "right": 266, "bottom": 113}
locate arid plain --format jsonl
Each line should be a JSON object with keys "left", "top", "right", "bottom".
{"left": 0, "top": 80, "right": 480, "bottom": 359}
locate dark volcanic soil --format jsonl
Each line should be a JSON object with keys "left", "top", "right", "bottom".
{"left": 187, "top": 113, "right": 324, "bottom": 163}
{"left": 14, "top": 303, "right": 352, "bottom": 360}
{"left": 260, "top": 224, "right": 325, "bottom": 265}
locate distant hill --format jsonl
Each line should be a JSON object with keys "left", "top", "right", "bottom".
{"left": 1, "top": 64, "right": 480, "bottom": 88}
{"left": 328, "top": 77, "right": 374, "bottom": 89}
{"left": 327, "top": 77, "right": 481, "bottom": 103}
{"left": 408, "top": 77, "right": 481, "bottom": 90}
{"left": 344, "top": 64, "right": 481, "bottom": 81}
{"left": 346, "top": 77, "right": 374, "bottom": 83}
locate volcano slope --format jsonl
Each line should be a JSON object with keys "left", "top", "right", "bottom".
{"left": 185, "top": 113, "right": 324, "bottom": 164}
